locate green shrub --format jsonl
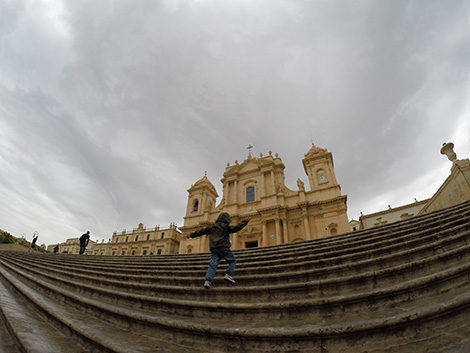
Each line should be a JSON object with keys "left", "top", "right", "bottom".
{"left": 0, "top": 231, "right": 15, "bottom": 244}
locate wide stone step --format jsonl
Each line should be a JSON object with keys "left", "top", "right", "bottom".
{"left": 0, "top": 266, "right": 204, "bottom": 353}
{"left": 0, "top": 275, "right": 90, "bottom": 353}
{"left": 2, "top": 254, "right": 468, "bottom": 326}
{"left": 4, "top": 223, "right": 466, "bottom": 290}
{"left": 1, "top": 260, "right": 468, "bottom": 353}
{"left": 3, "top": 236, "right": 468, "bottom": 304}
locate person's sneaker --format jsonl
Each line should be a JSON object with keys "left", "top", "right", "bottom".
{"left": 204, "top": 280, "right": 212, "bottom": 289}
{"left": 224, "top": 274, "right": 236, "bottom": 284}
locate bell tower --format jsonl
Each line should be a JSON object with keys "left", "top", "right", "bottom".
{"left": 302, "top": 143, "right": 341, "bottom": 196}
{"left": 184, "top": 174, "right": 218, "bottom": 221}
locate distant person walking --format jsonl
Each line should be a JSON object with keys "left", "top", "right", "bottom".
{"left": 79, "top": 231, "right": 90, "bottom": 254}
{"left": 187, "top": 212, "right": 248, "bottom": 289}
{"left": 31, "top": 234, "right": 38, "bottom": 249}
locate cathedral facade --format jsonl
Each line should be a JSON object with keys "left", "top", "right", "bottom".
{"left": 179, "top": 144, "right": 349, "bottom": 254}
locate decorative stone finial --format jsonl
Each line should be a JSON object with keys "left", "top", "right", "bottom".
{"left": 268, "top": 150, "right": 272, "bottom": 156}
{"left": 440, "top": 142, "right": 457, "bottom": 162}
{"left": 260, "top": 153, "right": 263, "bottom": 157}
{"left": 227, "top": 162, "right": 230, "bottom": 167}
{"left": 275, "top": 152, "right": 279, "bottom": 158}
{"left": 235, "top": 160, "right": 239, "bottom": 165}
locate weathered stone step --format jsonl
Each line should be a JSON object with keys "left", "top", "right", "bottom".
{"left": 3, "top": 237, "right": 468, "bottom": 304}
{"left": 0, "top": 265, "right": 204, "bottom": 353}
{"left": 2, "top": 255, "right": 468, "bottom": 326}
{"left": 1, "top": 259, "right": 468, "bottom": 353}
{"left": 0, "top": 275, "right": 90, "bottom": 353}
{"left": 0, "top": 306, "right": 20, "bottom": 353}
{"left": 60, "top": 206, "right": 470, "bottom": 266}
{"left": 29, "top": 202, "right": 469, "bottom": 269}
{"left": 5, "top": 223, "right": 466, "bottom": 288}
{"left": 11, "top": 213, "right": 469, "bottom": 276}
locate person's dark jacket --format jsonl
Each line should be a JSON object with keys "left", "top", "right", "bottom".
{"left": 189, "top": 213, "right": 248, "bottom": 250}
{"left": 79, "top": 233, "right": 90, "bottom": 246}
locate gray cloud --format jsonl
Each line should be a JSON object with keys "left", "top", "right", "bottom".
{"left": 1, "top": 0, "right": 469, "bottom": 245}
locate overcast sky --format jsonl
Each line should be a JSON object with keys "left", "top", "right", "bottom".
{"left": 1, "top": 0, "right": 469, "bottom": 246}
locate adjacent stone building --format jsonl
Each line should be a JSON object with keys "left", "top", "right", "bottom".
{"left": 358, "top": 199, "right": 430, "bottom": 230}
{"left": 179, "top": 144, "right": 350, "bottom": 254}
{"left": 419, "top": 142, "right": 470, "bottom": 214}
{"left": 91, "top": 223, "right": 181, "bottom": 256}
{"left": 48, "top": 237, "right": 95, "bottom": 255}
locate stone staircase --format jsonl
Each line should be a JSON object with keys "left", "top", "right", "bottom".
{"left": 0, "top": 201, "right": 469, "bottom": 353}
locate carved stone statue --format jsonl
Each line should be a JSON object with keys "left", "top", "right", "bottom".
{"left": 297, "top": 178, "right": 305, "bottom": 191}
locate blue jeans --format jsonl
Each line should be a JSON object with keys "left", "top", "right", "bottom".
{"left": 205, "top": 248, "right": 236, "bottom": 282}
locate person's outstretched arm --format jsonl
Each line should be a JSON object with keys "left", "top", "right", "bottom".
{"left": 228, "top": 220, "right": 249, "bottom": 233}
{"left": 189, "top": 226, "right": 211, "bottom": 239}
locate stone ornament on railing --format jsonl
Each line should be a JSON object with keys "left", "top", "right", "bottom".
{"left": 440, "top": 142, "right": 457, "bottom": 162}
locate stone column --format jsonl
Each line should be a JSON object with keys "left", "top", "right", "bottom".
{"left": 303, "top": 209, "right": 311, "bottom": 240}
{"left": 282, "top": 219, "right": 288, "bottom": 243}
{"left": 232, "top": 233, "right": 239, "bottom": 250}
{"left": 202, "top": 236, "right": 209, "bottom": 253}
{"left": 262, "top": 221, "right": 268, "bottom": 247}
{"left": 261, "top": 173, "right": 265, "bottom": 197}
{"left": 271, "top": 171, "right": 275, "bottom": 194}
{"left": 234, "top": 180, "right": 239, "bottom": 203}
{"left": 275, "top": 219, "right": 282, "bottom": 245}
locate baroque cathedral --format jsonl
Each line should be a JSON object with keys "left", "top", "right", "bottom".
{"left": 179, "top": 144, "right": 349, "bottom": 253}
{"left": 73, "top": 143, "right": 349, "bottom": 256}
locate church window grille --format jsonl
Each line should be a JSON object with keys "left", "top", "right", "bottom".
{"left": 161, "top": 232, "right": 165, "bottom": 239}
{"left": 193, "top": 199, "right": 199, "bottom": 212}
{"left": 125, "top": 236, "right": 128, "bottom": 242}
{"left": 147, "top": 234, "right": 150, "bottom": 240}
{"left": 157, "top": 249, "right": 162, "bottom": 255}
{"left": 135, "top": 235, "right": 138, "bottom": 241}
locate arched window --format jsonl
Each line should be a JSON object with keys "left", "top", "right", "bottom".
{"left": 193, "top": 199, "right": 199, "bottom": 212}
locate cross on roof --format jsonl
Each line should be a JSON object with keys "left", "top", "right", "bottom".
{"left": 247, "top": 144, "right": 253, "bottom": 155}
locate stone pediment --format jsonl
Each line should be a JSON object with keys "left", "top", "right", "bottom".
{"left": 225, "top": 158, "right": 261, "bottom": 176}
{"left": 238, "top": 159, "right": 260, "bottom": 174}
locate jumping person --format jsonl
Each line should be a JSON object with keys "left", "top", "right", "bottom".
{"left": 188, "top": 212, "right": 248, "bottom": 289}
{"left": 79, "top": 231, "right": 90, "bottom": 254}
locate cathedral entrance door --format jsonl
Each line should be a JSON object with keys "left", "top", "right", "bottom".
{"left": 245, "top": 241, "right": 258, "bottom": 248}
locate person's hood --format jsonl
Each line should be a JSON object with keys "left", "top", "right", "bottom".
{"left": 216, "top": 212, "right": 231, "bottom": 224}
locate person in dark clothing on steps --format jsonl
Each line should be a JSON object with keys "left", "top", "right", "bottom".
{"left": 79, "top": 231, "right": 90, "bottom": 255}
{"left": 188, "top": 212, "right": 248, "bottom": 289}
{"left": 31, "top": 235, "right": 38, "bottom": 249}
